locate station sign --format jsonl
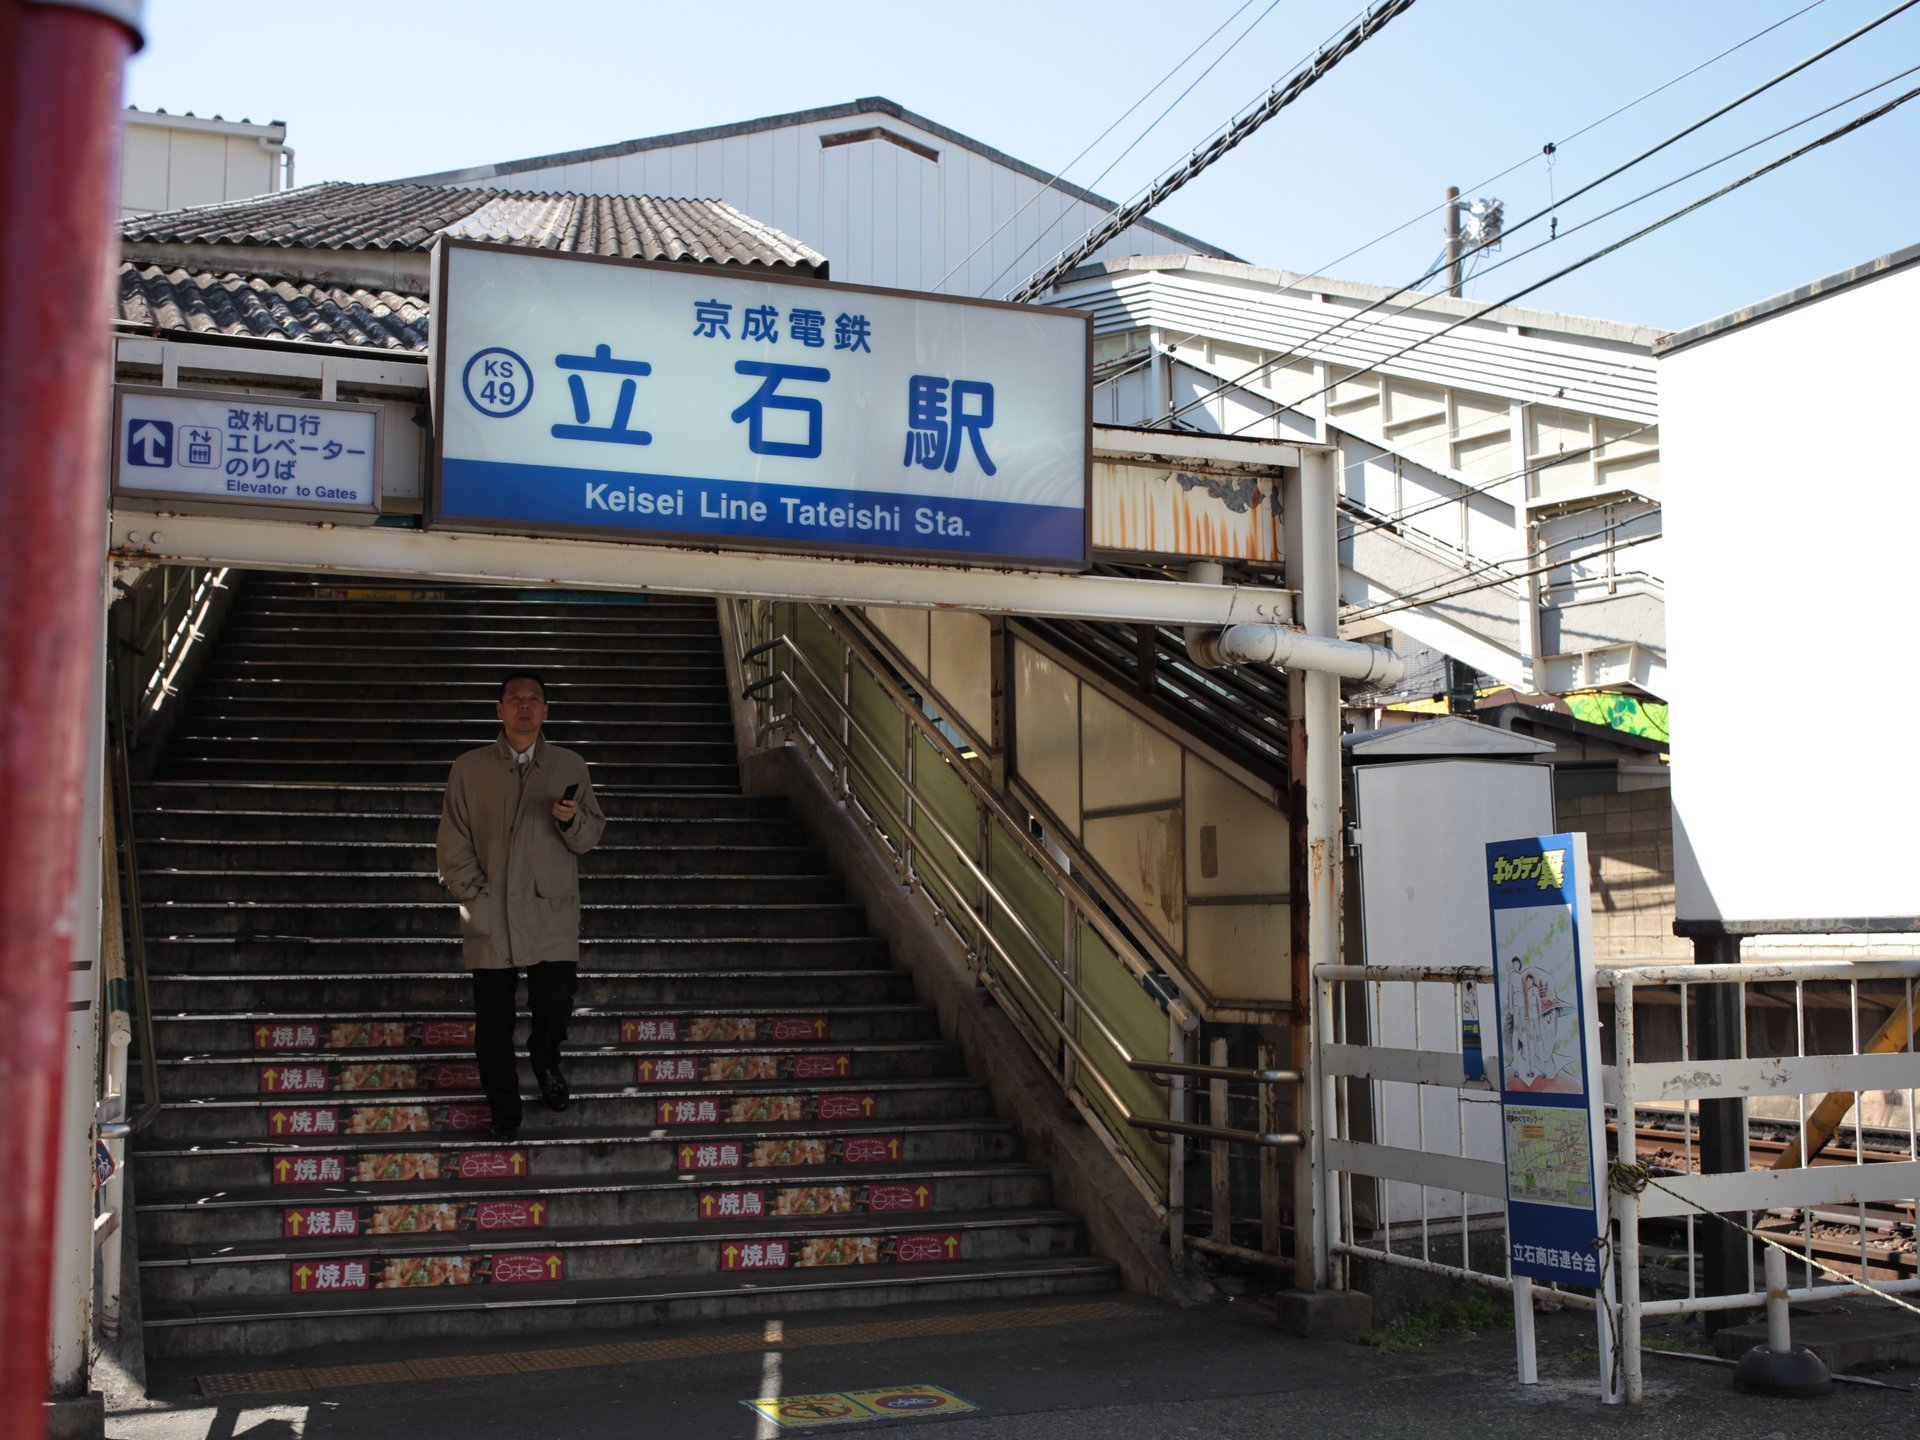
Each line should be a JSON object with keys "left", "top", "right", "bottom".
{"left": 112, "top": 385, "right": 381, "bottom": 520}
{"left": 429, "top": 239, "right": 1091, "bottom": 568}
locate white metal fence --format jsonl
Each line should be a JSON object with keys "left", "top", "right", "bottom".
{"left": 1318, "top": 958, "right": 1920, "bottom": 1403}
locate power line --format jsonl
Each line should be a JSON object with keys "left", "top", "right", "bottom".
{"left": 1259, "top": 61, "right": 1920, "bottom": 378}
{"left": 972, "top": 0, "right": 1295, "bottom": 300}
{"left": 933, "top": 0, "right": 1277, "bottom": 294}
{"left": 1211, "top": 77, "right": 1920, "bottom": 443}
{"left": 1088, "top": 2, "right": 1833, "bottom": 395}
{"left": 1007, "top": 0, "right": 1420, "bottom": 304}
{"left": 1159, "top": 0, "right": 1920, "bottom": 426}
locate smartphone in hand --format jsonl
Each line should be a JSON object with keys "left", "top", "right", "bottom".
{"left": 561, "top": 783, "right": 578, "bottom": 802}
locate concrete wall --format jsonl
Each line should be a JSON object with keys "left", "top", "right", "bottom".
{"left": 1557, "top": 787, "right": 1689, "bottom": 964}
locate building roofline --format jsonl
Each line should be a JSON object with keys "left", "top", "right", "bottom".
{"left": 1653, "top": 239, "right": 1920, "bottom": 358}
{"left": 396, "top": 96, "right": 1236, "bottom": 262}
{"left": 125, "top": 105, "right": 286, "bottom": 138}
{"left": 1054, "top": 254, "right": 1664, "bottom": 347}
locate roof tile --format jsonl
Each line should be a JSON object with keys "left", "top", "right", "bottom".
{"left": 117, "top": 265, "right": 429, "bottom": 350}
{"left": 122, "top": 181, "right": 826, "bottom": 272}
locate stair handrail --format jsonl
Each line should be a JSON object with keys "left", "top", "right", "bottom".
{"left": 97, "top": 665, "right": 160, "bottom": 1144}
{"left": 733, "top": 606, "right": 1300, "bottom": 1162}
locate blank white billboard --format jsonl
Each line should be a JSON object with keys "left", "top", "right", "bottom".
{"left": 1658, "top": 251, "right": 1920, "bottom": 925}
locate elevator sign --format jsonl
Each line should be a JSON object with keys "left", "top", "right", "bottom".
{"left": 112, "top": 385, "right": 382, "bottom": 519}
{"left": 429, "top": 239, "right": 1091, "bottom": 569}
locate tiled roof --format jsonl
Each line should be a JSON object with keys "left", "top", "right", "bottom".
{"left": 117, "top": 264, "right": 429, "bottom": 350}
{"left": 121, "top": 182, "right": 827, "bottom": 272}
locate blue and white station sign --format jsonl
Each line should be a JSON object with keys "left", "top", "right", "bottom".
{"left": 429, "top": 239, "right": 1091, "bottom": 569}
{"left": 112, "top": 386, "right": 382, "bottom": 520}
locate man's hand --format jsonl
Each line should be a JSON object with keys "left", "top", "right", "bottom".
{"left": 551, "top": 798, "right": 578, "bottom": 827}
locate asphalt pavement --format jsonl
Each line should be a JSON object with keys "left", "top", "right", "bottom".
{"left": 93, "top": 1289, "right": 1920, "bottom": 1440}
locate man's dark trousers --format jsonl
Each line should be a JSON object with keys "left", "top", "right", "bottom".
{"left": 470, "top": 962, "right": 577, "bottom": 1125}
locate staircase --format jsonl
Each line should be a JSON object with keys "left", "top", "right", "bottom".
{"left": 131, "top": 575, "right": 1116, "bottom": 1361}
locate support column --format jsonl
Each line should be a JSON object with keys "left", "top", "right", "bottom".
{"left": 1695, "top": 931, "right": 1751, "bottom": 1333}
{"left": 1285, "top": 450, "right": 1343, "bottom": 1293}
{"left": 0, "top": 4, "right": 139, "bottom": 1436}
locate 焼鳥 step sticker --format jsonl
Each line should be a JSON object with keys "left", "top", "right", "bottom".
{"left": 637, "top": 1052, "right": 853, "bottom": 1083}
{"left": 655, "top": 1093, "right": 877, "bottom": 1126}
{"left": 720, "top": 1231, "right": 961, "bottom": 1270}
{"left": 253, "top": 1019, "right": 475, "bottom": 1051}
{"left": 272, "top": 1148, "right": 529, "bottom": 1184}
{"left": 259, "top": 1061, "right": 481, "bottom": 1094}
{"left": 283, "top": 1198, "right": 548, "bottom": 1238}
{"left": 620, "top": 1015, "right": 829, "bottom": 1044}
{"left": 290, "top": 1250, "right": 563, "bottom": 1292}
{"left": 697, "top": 1182, "right": 933, "bottom": 1220}
{"left": 265, "top": 1104, "right": 492, "bottom": 1137}
{"left": 675, "top": 1135, "right": 903, "bottom": 1171}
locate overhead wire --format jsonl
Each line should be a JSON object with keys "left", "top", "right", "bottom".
{"left": 1204, "top": 76, "right": 1920, "bottom": 450}
{"left": 970, "top": 0, "right": 1298, "bottom": 299}
{"left": 933, "top": 0, "right": 1280, "bottom": 294}
{"left": 1157, "top": 0, "right": 1920, "bottom": 427}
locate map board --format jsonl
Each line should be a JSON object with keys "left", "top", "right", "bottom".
{"left": 1485, "top": 831, "right": 1606, "bottom": 1290}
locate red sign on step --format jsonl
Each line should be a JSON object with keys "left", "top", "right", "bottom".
{"left": 677, "top": 1141, "right": 745, "bottom": 1170}
{"left": 620, "top": 1018, "right": 681, "bottom": 1043}
{"left": 814, "top": 1093, "right": 875, "bottom": 1121}
{"left": 865, "top": 1183, "right": 932, "bottom": 1213}
{"left": 791, "top": 1054, "right": 852, "bottom": 1080}
{"left": 636, "top": 1056, "right": 699, "bottom": 1083}
{"left": 770, "top": 1017, "right": 829, "bottom": 1041}
{"left": 271, "top": 1154, "right": 347, "bottom": 1185}
{"left": 489, "top": 1250, "right": 563, "bottom": 1284}
{"left": 474, "top": 1199, "right": 548, "bottom": 1231}
{"left": 891, "top": 1232, "right": 962, "bottom": 1264}
{"left": 259, "top": 1065, "right": 329, "bottom": 1093}
{"left": 837, "top": 1136, "right": 901, "bottom": 1165}
{"left": 255, "top": 1023, "right": 320, "bottom": 1051}
{"left": 721, "top": 1239, "right": 792, "bottom": 1271}
{"left": 658, "top": 1098, "right": 722, "bottom": 1126}
{"left": 284, "top": 1206, "right": 360, "bottom": 1239}
{"left": 435, "top": 1063, "right": 482, "bottom": 1088}
{"left": 456, "top": 1149, "right": 528, "bottom": 1180}
{"left": 421, "top": 1020, "right": 476, "bottom": 1046}
{"left": 290, "top": 1259, "right": 370, "bottom": 1292}
{"left": 268, "top": 1108, "right": 340, "bottom": 1137}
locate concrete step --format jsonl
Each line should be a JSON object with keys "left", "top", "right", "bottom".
{"left": 139, "top": 1207, "right": 1084, "bottom": 1306}
{"left": 195, "top": 661, "right": 729, "bottom": 687}
{"left": 170, "top": 715, "right": 734, "bottom": 742}
{"left": 138, "top": 1254, "right": 1119, "bottom": 1359}
{"left": 153, "top": 758, "right": 743, "bottom": 787}
{"left": 176, "top": 699, "right": 734, "bottom": 725}
{"left": 135, "top": 840, "right": 827, "bottom": 875}
{"left": 141, "top": 935, "right": 892, "bottom": 975}
{"left": 132, "top": 1116, "right": 1021, "bottom": 1192}
{"left": 136, "top": 1161, "right": 1052, "bottom": 1247}
{"left": 155, "top": 1003, "right": 939, "bottom": 1054}
{"left": 142, "top": 1076, "right": 989, "bottom": 1143}
{"left": 140, "top": 871, "right": 842, "bottom": 906}
{"left": 167, "top": 736, "right": 737, "bottom": 764}
{"left": 133, "top": 807, "right": 804, "bottom": 845}
{"left": 221, "top": 617, "right": 723, "bottom": 642}
{"left": 134, "top": 781, "right": 779, "bottom": 815}
{"left": 158, "top": 1039, "right": 963, "bottom": 1097}
{"left": 139, "top": 900, "right": 870, "bottom": 939}
{"left": 150, "top": 966, "right": 916, "bottom": 1013}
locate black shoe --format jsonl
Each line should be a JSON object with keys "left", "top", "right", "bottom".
{"left": 489, "top": 1114, "right": 522, "bottom": 1142}
{"left": 534, "top": 1065, "right": 570, "bottom": 1112}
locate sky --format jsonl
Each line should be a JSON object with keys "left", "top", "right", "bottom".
{"left": 124, "top": 0, "right": 1920, "bottom": 329}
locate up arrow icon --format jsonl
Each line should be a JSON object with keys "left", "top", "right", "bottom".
{"left": 127, "top": 419, "right": 172, "bottom": 468}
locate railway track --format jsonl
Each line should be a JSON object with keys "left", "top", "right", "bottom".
{"left": 1624, "top": 1114, "right": 1918, "bottom": 1281}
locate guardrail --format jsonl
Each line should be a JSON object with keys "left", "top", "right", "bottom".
{"left": 1318, "top": 958, "right": 1920, "bottom": 1403}
{"left": 728, "top": 599, "right": 1300, "bottom": 1258}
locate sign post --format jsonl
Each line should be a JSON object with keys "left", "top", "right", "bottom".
{"left": 429, "top": 239, "right": 1090, "bottom": 569}
{"left": 1484, "top": 832, "right": 1618, "bottom": 1403}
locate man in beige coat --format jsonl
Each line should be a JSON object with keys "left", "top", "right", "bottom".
{"left": 437, "top": 672, "right": 606, "bottom": 1139}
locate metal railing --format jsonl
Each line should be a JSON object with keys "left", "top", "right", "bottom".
{"left": 1610, "top": 958, "right": 1920, "bottom": 1402}
{"left": 728, "top": 599, "right": 1299, "bottom": 1252}
{"left": 1318, "top": 958, "right": 1920, "bottom": 1403}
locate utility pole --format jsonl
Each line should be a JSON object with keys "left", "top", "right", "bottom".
{"left": 1445, "top": 185, "right": 1463, "bottom": 299}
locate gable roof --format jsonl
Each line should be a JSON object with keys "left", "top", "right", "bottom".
{"left": 399, "top": 96, "right": 1232, "bottom": 261}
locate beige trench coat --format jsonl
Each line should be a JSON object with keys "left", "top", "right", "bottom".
{"left": 436, "top": 734, "right": 606, "bottom": 970}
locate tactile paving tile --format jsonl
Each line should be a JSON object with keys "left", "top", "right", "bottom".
{"left": 198, "top": 1369, "right": 310, "bottom": 1397}
{"left": 406, "top": 1353, "right": 522, "bottom": 1380}
{"left": 301, "top": 1360, "right": 418, "bottom": 1389}
{"left": 600, "top": 1337, "right": 716, "bottom": 1362}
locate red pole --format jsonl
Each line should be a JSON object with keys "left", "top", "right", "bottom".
{"left": 0, "top": 3, "right": 139, "bottom": 1435}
